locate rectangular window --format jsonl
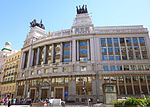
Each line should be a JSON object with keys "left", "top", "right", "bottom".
{"left": 63, "top": 42, "right": 71, "bottom": 62}
{"left": 53, "top": 68, "right": 58, "bottom": 72}
{"left": 107, "top": 38, "right": 112, "bottom": 47}
{"left": 81, "top": 66, "right": 87, "bottom": 71}
{"left": 123, "top": 65, "right": 130, "bottom": 71}
{"left": 120, "top": 38, "right": 125, "bottom": 46}
{"left": 102, "top": 55, "right": 108, "bottom": 60}
{"left": 103, "top": 65, "right": 109, "bottom": 71}
{"left": 54, "top": 43, "right": 61, "bottom": 63}
{"left": 130, "top": 65, "right": 137, "bottom": 70}
{"left": 100, "top": 38, "right": 106, "bottom": 47}
{"left": 116, "top": 65, "right": 122, "bottom": 71}
{"left": 126, "top": 37, "right": 132, "bottom": 46}
{"left": 79, "top": 40, "right": 88, "bottom": 62}
{"left": 139, "top": 37, "right": 145, "bottom": 46}
{"left": 110, "top": 65, "right": 116, "bottom": 71}
{"left": 132, "top": 37, "right": 138, "bottom": 46}
{"left": 113, "top": 38, "right": 119, "bottom": 47}
{"left": 109, "top": 55, "right": 114, "bottom": 60}
{"left": 47, "top": 45, "right": 52, "bottom": 64}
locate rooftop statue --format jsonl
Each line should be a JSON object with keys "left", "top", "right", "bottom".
{"left": 30, "top": 19, "right": 45, "bottom": 30}
{"left": 76, "top": 5, "right": 88, "bottom": 14}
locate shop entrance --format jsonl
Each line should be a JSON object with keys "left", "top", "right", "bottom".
{"left": 54, "top": 87, "right": 64, "bottom": 100}
{"left": 30, "top": 89, "right": 35, "bottom": 100}
{"left": 41, "top": 89, "right": 48, "bottom": 99}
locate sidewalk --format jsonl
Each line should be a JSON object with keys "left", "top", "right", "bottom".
{"left": 0, "top": 105, "right": 30, "bottom": 107}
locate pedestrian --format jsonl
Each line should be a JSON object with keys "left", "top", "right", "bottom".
{"left": 8, "top": 100, "right": 11, "bottom": 107}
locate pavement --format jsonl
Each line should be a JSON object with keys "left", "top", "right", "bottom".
{"left": 0, "top": 103, "right": 113, "bottom": 107}
{"left": 0, "top": 105, "right": 89, "bottom": 107}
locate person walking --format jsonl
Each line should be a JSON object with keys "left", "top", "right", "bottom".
{"left": 8, "top": 100, "right": 11, "bottom": 107}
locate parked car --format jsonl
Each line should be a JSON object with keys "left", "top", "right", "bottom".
{"left": 49, "top": 99, "right": 65, "bottom": 106}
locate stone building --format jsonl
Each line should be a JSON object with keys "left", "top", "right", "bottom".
{"left": 16, "top": 6, "right": 150, "bottom": 103}
{"left": 0, "top": 51, "right": 21, "bottom": 98}
{"left": 0, "top": 42, "right": 16, "bottom": 99}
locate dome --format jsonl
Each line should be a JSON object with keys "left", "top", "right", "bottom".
{"left": 1, "top": 42, "right": 12, "bottom": 51}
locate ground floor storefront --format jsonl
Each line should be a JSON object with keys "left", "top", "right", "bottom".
{"left": 16, "top": 74, "right": 150, "bottom": 103}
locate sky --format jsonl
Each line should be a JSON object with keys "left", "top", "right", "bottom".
{"left": 0, "top": 0, "right": 150, "bottom": 50}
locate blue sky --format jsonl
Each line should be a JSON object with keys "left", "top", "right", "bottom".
{"left": 0, "top": 0, "right": 150, "bottom": 50}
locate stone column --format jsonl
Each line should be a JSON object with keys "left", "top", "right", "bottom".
{"left": 138, "top": 76, "right": 142, "bottom": 93}
{"left": 92, "top": 79, "right": 97, "bottom": 95}
{"left": 68, "top": 80, "right": 76, "bottom": 101}
{"left": 146, "top": 76, "right": 150, "bottom": 94}
{"left": 131, "top": 76, "right": 135, "bottom": 95}
{"left": 48, "top": 86, "right": 51, "bottom": 98}
{"left": 87, "top": 40, "right": 90, "bottom": 60}
{"left": 72, "top": 40, "right": 76, "bottom": 62}
{"left": 123, "top": 76, "right": 127, "bottom": 95}
{"left": 30, "top": 49, "right": 34, "bottom": 66}
{"left": 124, "top": 38, "right": 129, "bottom": 60}
{"left": 76, "top": 40, "right": 79, "bottom": 61}
{"left": 43, "top": 46, "right": 47, "bottom": 64}
{"left": 116, "top": 77, "right": 120, "bottom": 95}
{"left": 36, "top": 47, "right": 40, "bottom": 65}
{"left": 52, "top": 44, "right": 54, "bottom": 63}
{"left": 15, "top": 82, "right": 19, "bottom": 98}
{"left": 90, "top": 37, "right": 95, "bottom": 62}
{"left": 21, "top": 52, "right": 26, "bottom": 69}
{"left": 70, "top": 42, "right": 72, "bottom": 61}
{"left": 27, "top": 46, "right": 33, "bottom": 68}
{"left": 60, "top": 43, "right": 63, "bottom": 62}
{"left": 23, "top": 81, "right": 27, "bottom": 98}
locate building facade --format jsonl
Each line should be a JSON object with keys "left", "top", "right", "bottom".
{"left": 0, "top": 42, "right": 16, "bottom": 99}
{"left": 17, "top": 6, "right": 150, "bottom": 103}
{"left": 0, "top": 51, "right": 21, "bottom": 99}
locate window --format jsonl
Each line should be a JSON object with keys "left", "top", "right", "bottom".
{"left": 130, "top": 65, "right": 137, "bottom": 70}
{"left": 44, "top": 69, "right": 49, "bottom": 74}
{"left": 109, "top": 55, "right": 114, "bottom": 60}
{"left": 145, "top": 65, "right": 150, "bottom": 70}
{"left": 100, "top": 38, "right": 106, "bottom": 47}
{"left": 124, "top": 65, "right": 130, "bottom": 71}
{"left": 31, "top": 71, "right": 34, "bottom": 75}
{"left": 137, "top": 65, "right": 144, "bottom": 70}
{"left": 102, "top": 47, "right": 107, "bottom": 53}
{"left": 139, "top": 37, "right": 145, "bottom": 46}
{"left": 115, "top": 55, "right": 121, "bottom": 60}
{"left": 80, "top": 49, "right": 87, "bottom": 54}
{"left": 22, "top": 73, "right": 25, "bottom": 77}
{"left": 56, "top": 78, "right": 64, "bottom": 84}
{"left": 81, "top": 66, "right": 87, "bottom": 71}
{"left": 53, "top": 68, "right": 58, "bottom": 72}
{"left": 102, "top": 55, "right": 108, "bottom": 60}
{"left": 120, "top": 38, "right": 125, "bottom": 46}
{"left": 79, "top": 40, "right": 88, "bottom": 62}
{"left": 113, "top": 38, "right": 119, "bottom": 46}
{"left": 116, "top": 65, "right": 122, "bottom": 71}
{"left": 103, "top": 65, "right": 109, "bottom": 71}
{"left": 114, "top": 48, "right": 120, "bottom": 54}
{"left": 107, "top": 38, "right": 112, "bottom": 46}
{"left": 37, "top": 70, "right": 42, "bottom": 74}
{"left": 132, "top": 37, "right": 138, "bottom": 46}
{"left": 63, "top": 42, "right": 71, "bottom": 62}
{"left": 108, "top": 47, "right": 113, "bottom": 53}
{"left": 110, "top": 65, "right": 116, "bottom": 71}
{"left": 63, "top": 67, "right": 69, "bottom": 72}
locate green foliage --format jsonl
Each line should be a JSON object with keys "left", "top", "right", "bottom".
{"left": 145, "top": 97, "right": 150, "bottom": 106}
{"left": 113, "top": 97, "right": 147, "bottom": 107}
{"left": 113, "top": 100, "right": 124, "bottom": 105}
